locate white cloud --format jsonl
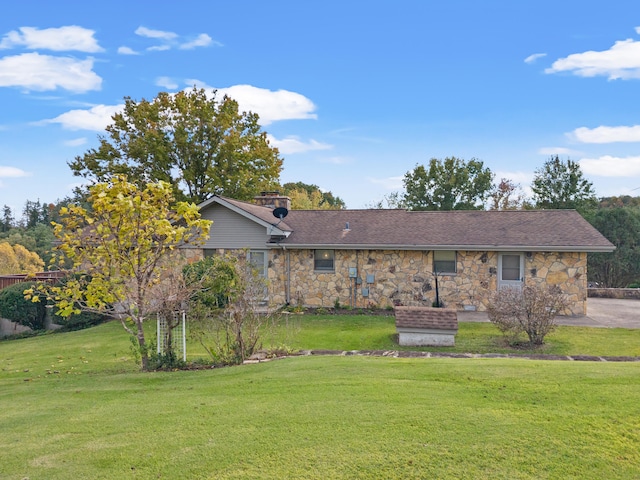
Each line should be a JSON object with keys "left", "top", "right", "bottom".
{"left": 537, "top": 147, "right": 582, "bottom": 156}
{"left": 0, "top": 53, "right": 101, "bottom": 93}
{"left": 117, "top": 46, "right": 139, "bottom": 55}
{"left": 267, "top": 135, "right": 331, "bottom": 154}
{"left": 580, "top": 155, "right": 640, "bottom": 176}
{"left": 545, "top": 30, "right": 640, "bottom": 79}
{"left": 147, "top": 45, "right": 171, "bottom": 52}
{"left": 0, "top": 26, "right": 103, "bottom": 52}
{"left": 494, "top": 170, "right": 533, "bottom": 185}
{"left": 524, "top": 53, "right": 546, "bottom": 64}
{"left": 188, "top": 82, "right": 317, "bottom": 124}
{"left": 63, "top": 137, "right": 88, "bottom": 147}
{"left": 570, "top": 125, "right": 640, "bottom": 143}
{"left": 0, "top": 166, "right": 29, "bottom": 177}
{"left": 134, "top": 27, "right": 215, "bottom": 52}
{"left": 156, "top": 76, "right": 178, "bottom": 90}
{"left": 180, "top": 33, "right": 218, "bottom": 49}
{"left": 43, "top": 104, "right": 123, "bottom": 131}
{"left": 367, "top": 175, "right": 404, "bottom": 190}
{"left": 135, "top": 26, "right": 178, "bottom": 41}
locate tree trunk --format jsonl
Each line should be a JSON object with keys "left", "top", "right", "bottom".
{"left": 135, "top": 318, "right": 150, "bottom": 371}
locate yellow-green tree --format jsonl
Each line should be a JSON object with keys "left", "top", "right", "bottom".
{"left": 0, "top": 242, "right": 44, "bottom": 274}
{"left": 28, "top": 176, "right": 211, "bottom": 371}
{"left": 281, "top": 182, "right": 345, "bottom": 210}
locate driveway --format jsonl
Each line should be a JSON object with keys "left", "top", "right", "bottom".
{"left": 458, "top": 297, "right": 640, "bottom": 329}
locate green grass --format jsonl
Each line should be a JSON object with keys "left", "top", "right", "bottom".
{"left": 1, "top": 318, "right": 639, "bottom": 479}
{"left": 279, "top": 314, "right": 640, "bottom": 357}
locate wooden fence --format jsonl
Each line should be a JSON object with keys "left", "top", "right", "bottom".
{"left": 0, "top": 271, "right": 66, "bottom": 290}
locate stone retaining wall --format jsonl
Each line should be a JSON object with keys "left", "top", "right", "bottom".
{"left": 588, "top": 288, "right": 640, "bottom": 300}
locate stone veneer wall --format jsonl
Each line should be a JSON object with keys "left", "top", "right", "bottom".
{"left": 267, "top": 249, "right": 588, "bottom": 315}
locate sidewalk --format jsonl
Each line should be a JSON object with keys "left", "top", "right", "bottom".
{"left": 458, "top": 297, "right": 640, "bottom": 329}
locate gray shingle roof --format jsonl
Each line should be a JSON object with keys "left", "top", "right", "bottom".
{"left": 394, "top": 306, "right": 459, "bottom": 331}
{"left": 204, "top": 197, "right": 615, "bottom": 252}
{"left": 280, "top": 209, "right": 614, "bottom": 252}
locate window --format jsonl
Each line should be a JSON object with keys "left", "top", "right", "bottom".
{"left": 433, "top": 250, "right": 456, "bottom": 273}
{"left": 314, "top": 249, "right": 335, "bottom": 271}
{"left": 248, "top": 250, "right": 267, "bottom": 279}
{"left": 500, "top": 254, "right": 521, "bottom": 281}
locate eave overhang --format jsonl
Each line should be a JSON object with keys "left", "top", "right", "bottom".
{"left": 267, "top": 243, "right": 615, "bottom": 253}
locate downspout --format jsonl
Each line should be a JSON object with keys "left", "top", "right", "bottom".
{"left": 354, "top": 249, "right": 360, "bottom": 308}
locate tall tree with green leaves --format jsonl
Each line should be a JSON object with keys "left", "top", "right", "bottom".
{"left": 27, "top": 176, "right": 211, "bottom": 371}
{"left": 402, "top": 157, "right": 494, "bottom": 211}
{"left": 69, "top": 87, "right": 283, "bottom": 204}
{"left": 584, "top": 206, "right": 640, "bottom": 287}
{"left": 530, "top": 156, "right": 597, "bottom": 211}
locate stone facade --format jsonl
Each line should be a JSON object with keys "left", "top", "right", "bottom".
{"left": 267, "top": 249, "right": 588, "bottom": 315}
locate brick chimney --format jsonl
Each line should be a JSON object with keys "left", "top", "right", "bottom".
{"left": 253, "top": 191, "right": 291, "bottom": 210}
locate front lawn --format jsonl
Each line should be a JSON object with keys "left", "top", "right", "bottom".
{"left": 0, "top": 318, "right": 639, "bottom": 479}
{"left": 268, "top": 313, "right": 640, "bottom": 358}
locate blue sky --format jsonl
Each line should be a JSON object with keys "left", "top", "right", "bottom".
{"left": 1, "top": 0, "right": 640, "bottom": 215}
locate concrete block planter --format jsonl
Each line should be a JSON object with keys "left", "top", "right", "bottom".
{"left": 394, "top": 306, "right": 458, "bottom": 347}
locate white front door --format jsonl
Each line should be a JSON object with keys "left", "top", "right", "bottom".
{"left": 498, "top": 253, "right": 524, "bottom": 290}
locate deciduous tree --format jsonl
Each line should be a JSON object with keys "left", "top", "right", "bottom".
{"left": 488, "top": 178, "right": 527, "bottom": 210}
{"left": 0, "top": 242, "right": 44, "bottom": 274}
{"left": 282, "top": 182, "right": 345, "bottom": 210}
{"left": 530, "top": 156, "right": 597, "bottom": 211}
{"left": 584, "top": 206, "right": 640, "bottom": 287}
{"left": 402, "top": 157, "right": 493, "bottom": 211}
{"left": 366, "top": 191, "right": 407, "bottom": 209}
{"left": 69, "top": 87, "right": 283, "bottom": 204}
{"left": 27, "top": 176, "right": 211, "bottom": 371}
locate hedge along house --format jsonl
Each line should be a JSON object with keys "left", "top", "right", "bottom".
{"left": 191, "top": 193, "right": 615, "bottom": 315}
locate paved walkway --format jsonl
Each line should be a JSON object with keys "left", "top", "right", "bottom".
{"left": 458, "top": 297, "right": 640, "bottom": 329}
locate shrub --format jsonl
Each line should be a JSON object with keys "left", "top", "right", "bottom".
{"left": 188, "top": 252, "right": 275, "bottom": 365}
{"left": 0, "top": 281, "right": 47, "bottom": 330}
{"left": 487, "top": 285, "right": 569, "bottom": 346}
{"left": 183, "top": 255, "right": 238, "bottom": 308}
{"left": 53, "top": 309, "right": 109, "bottom": 331}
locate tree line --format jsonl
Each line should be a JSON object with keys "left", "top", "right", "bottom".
{"left": 374, "top": 155, "right": 638, "bottom": 288}
{"left": 1, "top": 88, "right": 638, "bottom": 287}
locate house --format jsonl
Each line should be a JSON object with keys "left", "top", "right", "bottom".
{"left": 190, "top": 193, "right": 615, "bottom": 315}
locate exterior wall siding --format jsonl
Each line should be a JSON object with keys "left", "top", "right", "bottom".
{"left": 201, "top": 205, "right": 269, "bottom": 250}
{"left": 267, "top": 249, "right": 588, "bottom": 315}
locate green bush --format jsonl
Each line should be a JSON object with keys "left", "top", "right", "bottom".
{"left": 53, "top": 309, "right": 109, "bottom": 331}
{"left": 0, "top": 281, "right": 47, "bottom": 330}
{"left": 183, "top": 255, "right": 239, "bottom": 308}
{"left": 627, "top": 282, "right": 640, "bottom": 288}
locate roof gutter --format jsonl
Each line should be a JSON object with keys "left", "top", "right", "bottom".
{"left": 268, "top": 243, "right": 615, "bottom": 253}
